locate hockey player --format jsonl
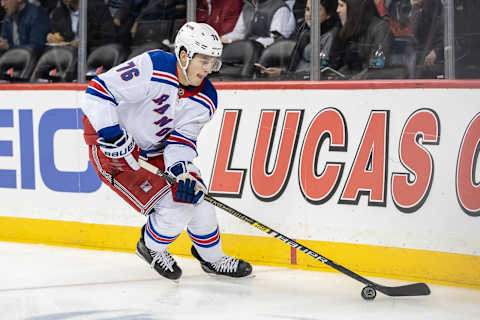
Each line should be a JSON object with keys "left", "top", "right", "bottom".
{"left": 80, "top": 22, "right": 252, "bottom": 280}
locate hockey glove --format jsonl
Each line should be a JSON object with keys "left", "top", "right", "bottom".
{"left": 97, "top": 129, "right": 141, "bottom": 172}
{"left": 166, "top": 161, "right": 207, "bottom": 205}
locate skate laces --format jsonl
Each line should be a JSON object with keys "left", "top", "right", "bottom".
{"left": 212, "top": 256, "right": 239, "bottom": 273}
{"left": 150, "top": 249, "right": 175, "bottom": 272}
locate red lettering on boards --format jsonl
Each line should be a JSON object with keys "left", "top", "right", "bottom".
{"left": 209, "top": 110, "right": 246, "bottom": 197}
{"left": 250, "top": 110, "right": 303, "bottom": 201}
{"left": 456, "top": 113, "right": 480, "bottom": 216}
{"left": 339, "top": 111, "right": 389, "bottom": 206}
{"left": 299, "top": 108, "right": 347, "bottom": 204}
{"left": 391, "top": 109, "right": 440, "bottom": 213}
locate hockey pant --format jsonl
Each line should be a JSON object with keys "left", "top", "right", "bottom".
{"left": 82, "top": 115, "right": 224, "bottom": 262}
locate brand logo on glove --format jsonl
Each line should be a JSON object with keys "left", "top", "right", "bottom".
{"left": 103, "top": 140, "right": 135, "bottom": 158}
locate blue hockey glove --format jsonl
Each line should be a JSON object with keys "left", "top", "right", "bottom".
{"left": 166, "top": 161, "right": 206, "bottom": 205}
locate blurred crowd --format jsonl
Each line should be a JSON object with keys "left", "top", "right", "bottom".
{"left": 0, "top": 0, "right": 478, "bottom": 82}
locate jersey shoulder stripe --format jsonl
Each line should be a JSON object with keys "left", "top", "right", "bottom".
{"left": 151, "top": 70, "right": 179, "bottom": 88}
{"left": 189, "top": 79, "right": 217, "bottom": 117}
{"left": 85, "top": 77, "right": 118, "bottom": 105}
{"left": 148, "top": 50, "right": 178, "bottom": 88}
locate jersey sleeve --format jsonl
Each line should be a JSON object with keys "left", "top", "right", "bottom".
{"left": 80, "top": 52, "right": 154, "bottom": 132}
{"left": 163, "top": 80, "right": 218, "bottom": 168}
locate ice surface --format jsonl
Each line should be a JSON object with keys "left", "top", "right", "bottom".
{"left": 0, "top": 242, "right": 478, "bottom": 320}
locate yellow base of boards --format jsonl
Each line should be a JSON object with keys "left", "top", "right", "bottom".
{"left": 1, "top": 216, "right": 478, "bottom": 289}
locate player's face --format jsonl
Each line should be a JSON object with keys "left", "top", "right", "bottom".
{"left": 186, "top": 54, "right": 219, "bottom": 86}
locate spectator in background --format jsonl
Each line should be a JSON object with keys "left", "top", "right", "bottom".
{"left": 384, "top": 0, "right": 414, "bottom": 37}
{"left": 257, "top": 0, "right": 340, "bottom": 77}
{"left": 0, "top": 5, "right": 5, "bottom": 34}
{"left": 292, "top": 0, "right": 307, "bottom": 29}
{"left": 46, "top": 0, "right": 115, "bottom": 53}
{"left": 329, "top": 0, "right": 393, "bottom": 79}
{"left": 454, "top": 0, "right": 480, "bottom": 78}
{"left": 0, "top": 0, "right": 49, "bottom": 56}
{"left": 106, "top": 0, "right": 136, "bottom": 48}
{"left": 130, "top": 0, "right": 180, "bottom": 47}
{"left": 410, "top": 0, "right": 443, "bottom": 78}
{"left": 196, "top": 0, "right": 243, "bottom": 36}
{"left": 38, "top": 0, "right": 58, "bottom": 15}
{"left": 374, "top": 0, "right": 388, "bottom": 17}
{"left": 221, "top": 0, "right": 296, "bottom": 48}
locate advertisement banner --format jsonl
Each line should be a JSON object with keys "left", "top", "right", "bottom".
{"left": 0, "top": 84, "right": 479, "bottom": 258}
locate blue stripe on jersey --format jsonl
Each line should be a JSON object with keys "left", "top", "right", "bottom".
{"left": 199, "top": 79, "right": 218, "bottom": 111}
{"left": 164, "top": 130, "right": 197, "bottom": 154}
{"left": 151, "top": 77, "right": 179, "bottom": 88}
{"left": 95, "top": 77, "right": 117, "bottom": 101}
{"left": 140, "top": 146, "right": 165, "bottom": 158}
{"left": 170, "top": 130, "right": 196, "bottom": 143}
{"left": 187, "top": 79, "right": 217, "bottom": 117}
{"left": 189, "top": 96, "right": 213, "bottom": 116}
{"left": 148, "top": 50, "right": 177, "bottom": 76}
{"left": 85, "top": 77, "right": 118, "bottom": 105}
{"left": 97, "top": 124, "right": 122, "bottom": 140}
{"left": 85, "top": 87, "right": 118, "bottom": 106}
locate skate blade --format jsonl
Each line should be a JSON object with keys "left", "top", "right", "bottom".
{"left": 205, "top": 273, "right": 256, "bottom": 280}
{"left": 135, "top": 251, "right": 180, "bottom": 284}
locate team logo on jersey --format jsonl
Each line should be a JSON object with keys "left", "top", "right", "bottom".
{"left": 140, "top": 180, "right": 152, "bottom": 193}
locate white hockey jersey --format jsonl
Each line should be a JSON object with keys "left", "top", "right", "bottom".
{"left": 81, "top": 50, "right": 218, "bottom": 167}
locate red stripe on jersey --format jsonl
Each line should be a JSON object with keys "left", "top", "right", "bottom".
{"left": 167, "top": 136, "right": 196, "bottom": 149}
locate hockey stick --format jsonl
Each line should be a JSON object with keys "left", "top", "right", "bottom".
{"left": 138, "top": 159, "right": 430, "bottom": 299}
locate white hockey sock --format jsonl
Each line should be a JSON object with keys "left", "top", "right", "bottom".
{"left": 144, "top": 216, "right": 180, "bottom": 252}
{"left": 187, "top": 226, "right": 224, "bottom": 262}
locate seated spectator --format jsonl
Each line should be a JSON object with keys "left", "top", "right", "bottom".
{"left": 292, "top": 0, "right": 307, "bottom": 28}
{"left": 196, "top": 0, "right": 243, "bottom": 36}
{"left": 221, "top": 0, "right": 296, "bottom": 48}
{"left": 384, "top": 0, "right": 415, "bottom": 37}
{"left": 47, "top": 0, "right": 116, "bottom": 53}
{"left": 409, "top": 0, "right": 444, "bottom": 78}
{"left": 0, "top": 0, "right": 49, "bottom": 57}
{"left": 130, "top": 0, "right": 179, "bottom": 47}
{"left": 454, "top": 0, "right": 480, "bottom": 78}
{"left": 257, "top": 0, "right": 341, "bottom": 78}
{"left": 329, "top": 0, "right": 393, "bottom": 79}
{"left": 106, "top": 0, "right": 136, "bottom": 48}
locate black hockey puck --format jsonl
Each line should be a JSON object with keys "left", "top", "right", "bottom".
{"left": 361, "top": 286, "right": 376, "bottom": 300}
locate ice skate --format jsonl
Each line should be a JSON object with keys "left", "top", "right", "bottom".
{"left": 136, "top": 225, "right": 182, "bottom": 281}
{"left": 191, "top": 245, "right": 253, "bottom": 278}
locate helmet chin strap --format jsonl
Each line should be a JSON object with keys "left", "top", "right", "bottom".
{"left": 179, "top": 58, "right": 193, "bottom": 86}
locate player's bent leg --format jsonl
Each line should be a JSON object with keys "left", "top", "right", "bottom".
{"left": 187, "top": 201, "right": 253, "bottom": 278}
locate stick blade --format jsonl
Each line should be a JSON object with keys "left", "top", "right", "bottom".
{"left": 376, "top": 282, "right": 431, "bottom": 297}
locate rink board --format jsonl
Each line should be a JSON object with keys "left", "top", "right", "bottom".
{"left": 0, "top": 81, "right": 479, "bottom": 289}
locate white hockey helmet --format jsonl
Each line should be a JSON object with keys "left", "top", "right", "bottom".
{"left": 174, "top": 22, "right": 223, "bottom": 74}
